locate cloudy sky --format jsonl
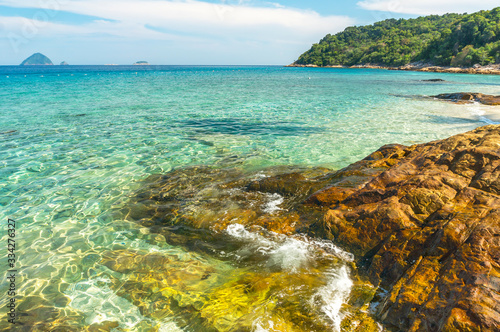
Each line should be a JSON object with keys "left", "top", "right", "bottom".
{"left": 0, "top": 0, "right": 498, "bottom": 65}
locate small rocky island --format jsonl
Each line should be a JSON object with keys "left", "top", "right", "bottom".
{"left": 60, "top": 61, "right": 69, "bottom": 66}
{"left": 20, "top": 53, "right": 53, "bottom": 65}
{"left": 133, "top": 61, "right": 150, "bottom": 65}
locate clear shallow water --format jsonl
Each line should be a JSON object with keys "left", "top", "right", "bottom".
{"left": 0, "top": 65, "right": 499, "bottom": 331}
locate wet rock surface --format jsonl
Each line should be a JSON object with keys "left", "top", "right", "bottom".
{"left": 114, "top": 144, "right": 414, "bottom": 331}
{"left": 115, "top": 125, "right": 500, "bottom": 331}
{"left": 433, "top": 92, "right": 500, "bottom": 105}
{"left": 114, "top": 164, "right": 387, "bottom": 331}
{"left": 125, "top": 165, "right": 335, "bottom": 236}
{"left": 306, "top": 125, "right": 500, "bottom": 331}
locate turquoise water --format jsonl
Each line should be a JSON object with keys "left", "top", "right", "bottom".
{"left": 1, "top": 66, "right": 500, "bottom": 331}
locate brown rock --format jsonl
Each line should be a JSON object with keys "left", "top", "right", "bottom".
{"left": 124, "top": 125, "right": 500, "bottom": 331}
{"left": 433, "top": 93, "right": 500, "bottom": 106}
{"left": 307, "top": 125, "right": 500, "bottom": 331}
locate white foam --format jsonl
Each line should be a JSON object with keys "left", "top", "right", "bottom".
{"left": 225, "top": 223, "right": 274, "bottom": 255}
{"left": 226, "top": 223, "right": 355, "bottom": 330}
{"left": 252, "top": 172, "right": 270, "bottom": 180}
{"left": 252, "top": 319, "right": 275, "bottom": 332}
{"left": 267, "top": 237, "right": 311, "bottom": 272}
{"left": 311, "top": 265, "right": 353, "bottom": 332}
{"left": 253, "top": 322, "right": 269, "bottom": 332}
{"left": 478, "top": 115, "right": 500, "bottom": 125}
{"left": 306, "top": 237, "right": 355, "bottom": 262}
{"left": 225, "top": 224, "right": 353, "bottom": 273}
{"left": 468, "top": 102, "right": 500, "bottom": 125}
{"left": 226, "top": 224, "right": 309, "bottom": 271}
{"left": 262, "top": 193, "right": 284, "bottom": 214}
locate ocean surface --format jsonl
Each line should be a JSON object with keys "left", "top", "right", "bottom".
{"left": 1, "top": 65, "right": 499, "bottom": 331}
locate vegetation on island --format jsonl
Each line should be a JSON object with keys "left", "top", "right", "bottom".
{"left": 294, "top": 7, "right": 500, "bottom": 67}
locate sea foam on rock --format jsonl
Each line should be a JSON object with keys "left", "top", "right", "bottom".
{"left": 307, "top": 125, "right": 500, "bottom": 331}
{"left": 123, "top": 125, "right": 500, "bottom": 331}
{"left": 121, "top": 164, "right": 381, "bottom": 331}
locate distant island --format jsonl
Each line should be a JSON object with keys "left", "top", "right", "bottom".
{"left": 133, "top": 61, "right": 150, "bottom": 65}
{"left": 20, "top": 53, "right": 53, "bottom": 66}
{"left": 60, "top": 61, "right": 69, "bottom": 66}
{"left": 291, "top": 7, "right": 500, "bottom": 72}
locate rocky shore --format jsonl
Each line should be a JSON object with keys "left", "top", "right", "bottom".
{"left": 119, "top": 125, "right": 500, "bottom": 331}
{"left": 432, "top": 92, "right": 500, "bottom": 106}
{"left": 308, "top": 125, "right": 500, "bottom": 331}
{"left": 286, "top": 63, "right": 500, "bottom": 75}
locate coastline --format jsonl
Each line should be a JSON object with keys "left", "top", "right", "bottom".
{"left": 303, "top": 124, "right": 500, "bottom": 331}
{"left": 5, "top": 65, "right": 500, "bottom": 331}
{"left": 129, "top": 124, "right": 500, "bottom": 332}
{"left": 286, "top": 63, "right": 500, "bottom": 75}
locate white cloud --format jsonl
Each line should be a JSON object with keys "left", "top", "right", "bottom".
{"left": 357, "top": 0, "right": 499, "bottom": 16}
{"left": 0, "top": 16, "right": 172, "bottom": 40}
{"left": 0, "top": 0, "right": 353, "bottom": 42}
{"left": 0, "top": 0, "right": 356, "bottom": 64}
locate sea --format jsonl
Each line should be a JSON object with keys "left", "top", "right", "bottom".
{"left": 0, "top": 65, "right": 499, "bottom": 331}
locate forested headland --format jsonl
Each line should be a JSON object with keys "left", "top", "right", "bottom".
{"left": 294, "top": 7, "right": 500, "bottom": 67}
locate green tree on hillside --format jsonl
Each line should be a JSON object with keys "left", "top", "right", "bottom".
{"left": 294, "top": 7, "right": 500, "bottom": 67}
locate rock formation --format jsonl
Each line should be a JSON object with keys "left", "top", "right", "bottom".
{"left": 20, "top": 53, "right": 53, "bottom": 65}
{"left": 433, "top": 92, "right": 500, "bottom": 106}
{"left": 120, "top": 125, "right": 500, "bottom": 331}
{"left": 307, "top": 125, "right": 500, "bottom": 331}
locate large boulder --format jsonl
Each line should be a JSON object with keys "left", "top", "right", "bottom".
{"left": 121, "top": 125, "right": 500, "bottom": 331}
{"left": 307, "top": 125, "right": 500, "bottom": 331}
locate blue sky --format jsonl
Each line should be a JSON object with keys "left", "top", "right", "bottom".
{"left": 0, "top": 0, "right": 498, "bottom": 65}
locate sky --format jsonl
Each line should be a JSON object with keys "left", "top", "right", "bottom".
{"left": 0, "top": 0, "right": 498, "bottom": 65}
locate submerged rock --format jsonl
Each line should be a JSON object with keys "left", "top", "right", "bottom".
{"left": 98, "top": 231, "right": 378, "bottom": 332}
{"left": 122, "top": 165, "right": 383, "bottom": 330}
{"left": 123, "top": 125, "right": 500, "bottom": 331}
{"left": 307, "top": 125, "right": 500, "bottom": 331}
{"left": 126, "top": 165, "right": 334, "bottom": 235}
{"left": 433, "top": 92, "right": 500, "bottom": 105}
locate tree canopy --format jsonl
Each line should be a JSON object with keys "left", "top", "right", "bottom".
{"left": 294, "top": 7, "right": 500, "bottom": 67}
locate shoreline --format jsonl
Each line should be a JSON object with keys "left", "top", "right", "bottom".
{"left": 286, "top": 63, "right": 500, "bottom": 75}
{"left": 130, "top": 124, "right": 500, "bottom": 332}
{"left": 305, "top": 124, "right": 500, "bottom": 331}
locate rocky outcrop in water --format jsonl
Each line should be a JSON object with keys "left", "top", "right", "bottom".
{"left": 121, "top": 125, "right": 500, "bottom": 332}
{"left": 307, "top": 125, "right": 500, "bottom": 331}
{"left": 121, "top": 165, "right": 382, "bottom": 331}
{"left": 433, "top": 92, "right": 500, "bottom": 106}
